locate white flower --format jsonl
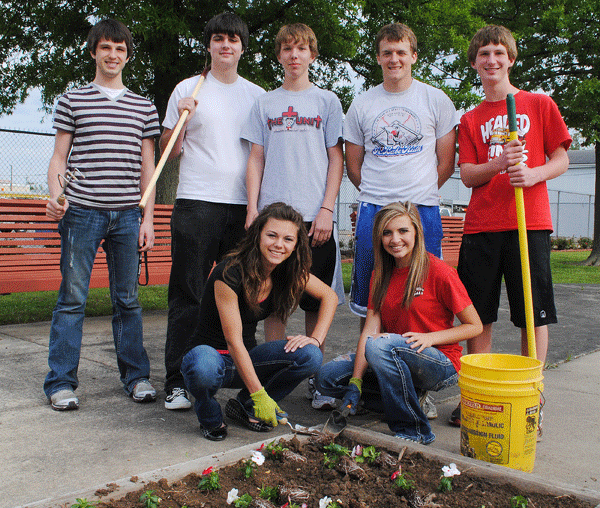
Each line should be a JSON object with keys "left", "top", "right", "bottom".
{"left": 226, "top": 488, "right": 239, "bottom": 504}
{"left": 442, "top": 463, "right": 461, "bottom": 477}
{"left": 319, "top": 496, "right": 332, "bottom": 508}
{"left": 251, "top": 450, "right": 265, "bottom": 466}
{"left": 351, "top": 444, "right": 363, "bottom": 458}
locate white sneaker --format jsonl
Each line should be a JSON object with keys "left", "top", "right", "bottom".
{"left": 420, "top": 393, "right": 438, "bottom": 420}
{"left": 311, "top": 390, "right": 340, "bottom": 410}
{"left": 50, "top": 389, "right": 79, "bottom": 411}
{"left": 165, "top": 387, "right": 192, "bottom": 410}
{"left": 131, "top": 379, "right": 156, "bottom": 403}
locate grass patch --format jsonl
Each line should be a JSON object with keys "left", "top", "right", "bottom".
{"left": 341, "top": 261, "right": 352, "bottom": 293}
{"left": 0, "top": 251, "right": 597, "bottom": 326}
{"left": 550, "top": 250, "right": 600, "bottom": 284}
{"left": 0, "top": 286, "right": 168, "bottom": 326}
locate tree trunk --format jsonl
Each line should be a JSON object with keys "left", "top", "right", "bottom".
{"left": 581, "top": 141, "right": 600, "bottom": 265}
{"left": 150, "top": 28, "right": 181, "bottom": 206}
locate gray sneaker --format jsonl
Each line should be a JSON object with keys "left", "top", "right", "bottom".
{"left": 311, "top": 390, "right": 340, "bottom": 410}
{"left": 420, "top": 393, "right": 438, "bottom": 420}
{"left": 131, "top": 379, "right": 156, "bottom": 403}
{"left": 50, "top": 389, "right": 79, "bottom": 411}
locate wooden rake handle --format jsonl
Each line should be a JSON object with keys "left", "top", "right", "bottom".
{"left": 139, "top": 67, "right": 210, "bottom": 209}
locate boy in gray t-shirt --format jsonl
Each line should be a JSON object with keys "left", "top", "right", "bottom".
{"left": 242, "top": 23, "right": 343, "bottom": 408}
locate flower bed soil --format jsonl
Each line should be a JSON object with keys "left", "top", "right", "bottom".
{"left": 95, "top": 433, "right": 595, "bottom": 508}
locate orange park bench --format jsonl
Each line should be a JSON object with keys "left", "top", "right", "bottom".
{"left": 441, "top": 215, "right": 464, "bottom": 268}
{"left": 0, "top": 199, "right": 173, "bottom": 294}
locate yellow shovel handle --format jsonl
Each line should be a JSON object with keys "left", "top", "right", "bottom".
{"left": 507, "top": 94, "right": 536, "bottom": 359}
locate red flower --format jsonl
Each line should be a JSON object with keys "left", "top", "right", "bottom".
{"left": 202, "top": 466, "right": 214, "bottom": 475}
{"left": 257, "top": 443, "right": 265, "bottom": 451}
{"left": 391, "top": 471, "right": 400, "bottom": 480}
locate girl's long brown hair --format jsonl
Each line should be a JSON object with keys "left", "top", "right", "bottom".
{"left": 223, "top": 202, "right": 311, "bottom": 322}
{"left": 370, "top": 202, "right": 429, "bottom": 311}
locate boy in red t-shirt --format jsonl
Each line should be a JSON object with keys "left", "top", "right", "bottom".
{"left": 454, "top": 25, "right": 571, "bottom": 426}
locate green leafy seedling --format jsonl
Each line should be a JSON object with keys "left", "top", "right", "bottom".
{"left": 198, "top": 471, "right": 221, "bottom": 491}
{"left": 324, "top": 443, "right": 351, "bottom": 456}
{"left": 354, "top": 445, "right": 380, "bottom": 464}
{"left": 323, "top": 443, "right": 351, "bottom": 468}
{"left": 329, "top": 502, "right": 342, "bottom": 508}
{"left": 437, "top": 476, "right": 453, "bottom": 492}
{"left": 265, "top": 440, "right": 288, "bottom": 459}
{"left": 233, "top": 493, "right": 253, "bottom": 507}
{"left": 240, "top": 458, "right": 257, "bottom": 478}
{"left": 393, "top": 473, "right": 416, "bottom": 492}
{"left": 259, "top": 485, "right": 279, "bottom": 501}
{"left": 510, "top": 495, "right": 529, "bottom": 508}
{"left": 139, "top": 490, "right": 161, "bottom": 508}
{"left": 70, "top": 499, "right": 97, "bottom": 508}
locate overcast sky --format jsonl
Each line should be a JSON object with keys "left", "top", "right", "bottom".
{"left": 0, "top": 89, "right": 53, "bottom": 133}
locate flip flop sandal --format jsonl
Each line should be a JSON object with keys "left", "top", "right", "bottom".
{"left": 225, "top": 398, "right": 273, "bottom": 432}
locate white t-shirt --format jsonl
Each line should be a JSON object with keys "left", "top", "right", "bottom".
{"left": 344, "top": 79, "right": 458, "bottom": 206}
{"left": 163, "top": 71, "right": 265, "bottom": 203}
{"left": 241, "top": 85, "right": 343, "bottom": 221}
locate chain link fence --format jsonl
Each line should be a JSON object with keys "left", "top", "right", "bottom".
{"left": 0, "top": 127, "right": 594, "bottom": 241}
{"left": 0, "top": 128, "right": 53, "bottom": 198}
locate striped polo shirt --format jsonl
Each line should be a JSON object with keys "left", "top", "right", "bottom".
{"left": 53, "top": 84, "right": 160, "bottom": 210}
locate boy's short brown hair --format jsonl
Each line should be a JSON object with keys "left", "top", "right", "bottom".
{"left": 375, "top": 23, "right": 417, "bottom": 55}
{"left": 275, "top": 23, "right": 318, "bottom": 57}
{"left": 467, "top": 25, "right": 518, "bottom": 64}
{"left": 87, "top": 19, "right": 133, "bottom": 58}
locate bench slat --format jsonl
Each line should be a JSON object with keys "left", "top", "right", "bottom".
{"left": 0, "top": 199, "right": 174, "bottom": 293}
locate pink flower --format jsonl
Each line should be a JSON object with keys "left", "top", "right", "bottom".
{"left": 351, "top": 445, "right": 363, "bottom": 458}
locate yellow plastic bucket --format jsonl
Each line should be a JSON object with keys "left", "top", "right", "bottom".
{"left": 458, "top": 353, "right": 544, "bottom": 472}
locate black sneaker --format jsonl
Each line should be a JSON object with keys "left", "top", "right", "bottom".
{"left": 448, "top": 403, "right": 461, "bottom": 427}
{"left": 165, "top": 387, "right": 191, "bottom": 410}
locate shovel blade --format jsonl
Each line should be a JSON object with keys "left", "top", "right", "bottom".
{"left": 323, "top": 405, "right": 351, "bottom": 435}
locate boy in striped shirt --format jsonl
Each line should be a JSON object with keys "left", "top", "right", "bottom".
{"left": 44, "top": 19, "right": 160, "bottom": 411}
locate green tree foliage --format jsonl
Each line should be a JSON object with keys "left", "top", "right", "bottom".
{"left": 0, "top": 0, "right": 361, "bottom": 119}
{"left": 350, "top": 0, "right": 482, "bottom": 109}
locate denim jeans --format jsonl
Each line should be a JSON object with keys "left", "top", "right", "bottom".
{"left": 316, "top": 334, "right": 457, "bottom": 444}
{"left": 44, "top": 206, "right": 150, "bottom": 398}
{"left": 181, "top": 340, "right": 322, "bottom": 429}
{"left": 165, "top": 200, "right": 247, "bottom": 392}
{"left": 315, "top": 352, "right": 385, "bottom": 413}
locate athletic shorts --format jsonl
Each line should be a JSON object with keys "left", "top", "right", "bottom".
{"left": 300, "top": 221, "right": 337, "bottom": 313}
{"left": 457, "top": 230, "right": 557, "bottom": 328}
{"left": 349, "top": 201, "right": 443, "bottom": 317}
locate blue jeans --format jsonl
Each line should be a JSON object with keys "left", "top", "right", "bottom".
{"left": 350, "top": 202, "right": 443, "bottom": 317}
{"left": 181, "top": 341, "right": 322, "bottom": 429}
{"left": 44, "top": 206, "right": 150, "bottom": 398}
{"left": 316, "top": 334, "right": 457, "bottom": 444}
{"left": 165, "top": 200, "right": 247, "bottom": 392}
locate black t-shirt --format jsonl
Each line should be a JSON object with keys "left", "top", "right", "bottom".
{"left": 187, "top": 260, "right": 275, "bottom": 353}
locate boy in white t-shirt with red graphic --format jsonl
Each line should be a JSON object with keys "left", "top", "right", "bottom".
{"left": 453, "top": 25, "right": 571, "bottom": 428}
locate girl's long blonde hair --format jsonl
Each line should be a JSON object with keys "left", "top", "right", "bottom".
{"left": 223, "top": 202, "right": 311, "bottom": 322}
{"left": 370, "top": 202, "right": 429, "bottom": 311}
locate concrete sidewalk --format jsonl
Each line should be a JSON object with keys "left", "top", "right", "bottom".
{"left": 1, "top": 285, "right": 599, "bottom": 507}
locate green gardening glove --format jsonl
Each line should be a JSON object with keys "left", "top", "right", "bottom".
{"left": 250, "top": 387, "right": 279, "bottom": 427}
